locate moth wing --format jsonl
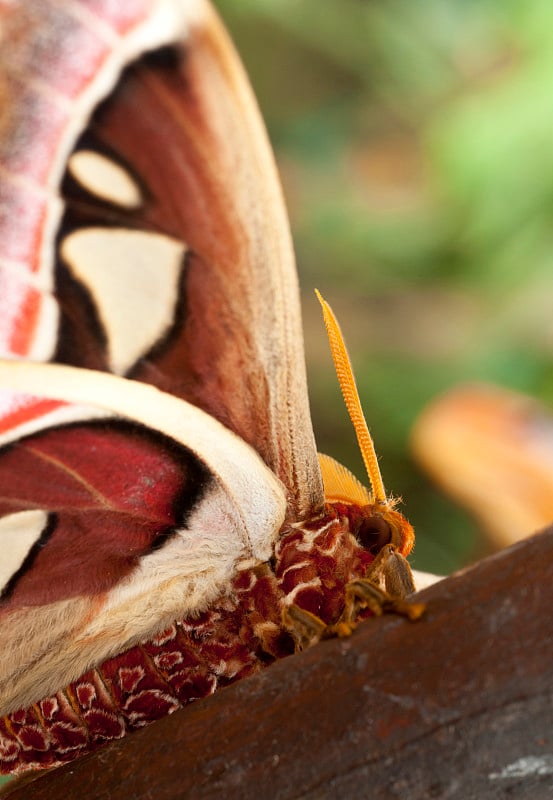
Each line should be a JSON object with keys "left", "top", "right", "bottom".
{"left": 0, "top": 361, "right": 285, "bottom": 714}
{"left": 0, "top": 0, "right": 324, "bottom": 518}
{"left": 0, "top": 0, "right": 321, "bottom": 713}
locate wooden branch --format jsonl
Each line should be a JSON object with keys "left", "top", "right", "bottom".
{"left": 6, "top": 526, "right": 553, "bottom": 800}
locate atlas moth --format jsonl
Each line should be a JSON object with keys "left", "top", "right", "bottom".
{"left": 0, "top": 0, "right": 423, "bottom": 776}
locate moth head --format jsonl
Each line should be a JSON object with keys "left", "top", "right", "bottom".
{"left": 315, "top": 290, "right": 414, "bottom": 557}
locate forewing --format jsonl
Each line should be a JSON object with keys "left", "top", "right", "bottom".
{"left": 0, "top": 0, "right": 323, "bottom": 517}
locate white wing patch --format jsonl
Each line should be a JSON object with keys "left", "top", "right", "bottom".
{"left": 0, "top": 510, "right": 48, "bottom": 594}
{"left": 61, "top": 228, "right": 186, "bottom": 375}
{"left": 68, "top": 151, "right": 142, "bottom": 209}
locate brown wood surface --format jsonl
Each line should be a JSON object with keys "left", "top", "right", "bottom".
{"left": 5, "top": 526, "right": 553, "bottom": 800}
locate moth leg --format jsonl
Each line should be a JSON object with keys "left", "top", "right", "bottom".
{"left": 336, "top": 575, "right": 425, "bottom": 639}
{"left": 339, "top": 543, "right": 425, "bottom": 629}
{"left": 282, "top": 604, "right": 328, "bottom": 651}
{"left": 283, "top": 547, "right": 424, "bottom": 651}
{"left": 283, "top": 581, "right": 423, "bottom": 651}
{"left": 365, "top": 543, "right": 417, "bottom": 597}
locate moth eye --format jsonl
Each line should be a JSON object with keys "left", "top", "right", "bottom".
{"left": 67, "top": 150, "right": 143, "bottom": 209}
{"left": 356, "top": 513, "right": 392, "bottom": 555}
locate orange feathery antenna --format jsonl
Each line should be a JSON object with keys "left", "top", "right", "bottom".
{"left": 315, "top": 289, "right": 388, "bottom": 506}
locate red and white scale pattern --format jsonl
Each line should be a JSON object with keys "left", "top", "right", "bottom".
{"left": 0, "top": 0, "right": 379, "bottom": 774}
{"left": 0, "top": 507, "right": 374, "bottom": 772}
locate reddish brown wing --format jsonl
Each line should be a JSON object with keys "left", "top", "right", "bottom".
{"left": 0, "top": 364, "right": 287, "bottom": 718}
{"left": 0, "top": 0, "right": 323, "bottom": 518}
{"left": 0, "top": 419, "right": 207, "bottom": 610}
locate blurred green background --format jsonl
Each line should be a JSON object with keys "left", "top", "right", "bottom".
{"left": 217, "top": 0, "right": 553, "bottom": 574}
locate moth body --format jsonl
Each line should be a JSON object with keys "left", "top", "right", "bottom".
{"left": 0, "top": 501, "right": 408, "bottom": 774}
